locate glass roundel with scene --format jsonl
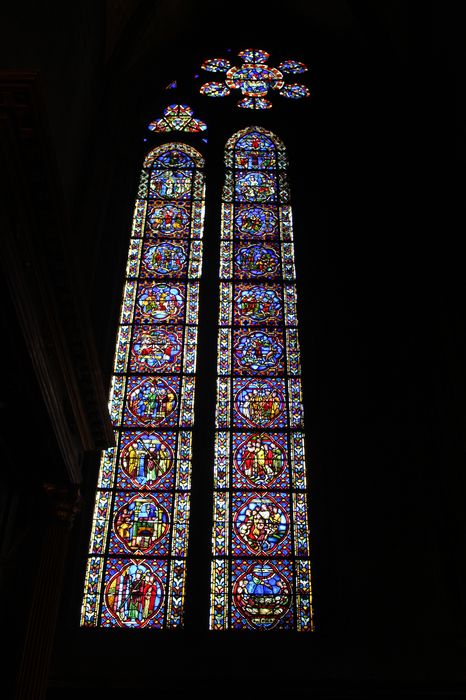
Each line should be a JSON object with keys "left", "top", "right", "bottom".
{"left": 81, "top": 142, "right": 205, "bottom": 629}
{"left": 200, "top": 48, "right": 310, "bottom": 110}
{"left": 211, "top": 126, "right": 313, "bottom": 631}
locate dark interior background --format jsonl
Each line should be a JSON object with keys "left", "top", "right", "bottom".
{"left": 1, "top": 2, "right": 466, "bottom": 697}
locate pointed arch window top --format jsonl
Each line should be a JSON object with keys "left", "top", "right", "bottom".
{"left": 144, "top": 142, "right": 205, "bottom": 169}
{"left": 148, "top": 104, "right": 207, "bottom": 134}
{"left": 200, "top": 49, "right": 310, "bottom": 109}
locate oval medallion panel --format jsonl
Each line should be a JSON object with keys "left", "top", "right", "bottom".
{"left": 233, "top": 562, "right": 292, "bottom": 630}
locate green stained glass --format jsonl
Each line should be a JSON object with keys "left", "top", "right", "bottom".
{"left": 148, "top": 104, "right": 207, "bottom": 133}
{"left": 210, "top": 126, "right": 313, "bottom": 631}
{"left": 81, "top": 143, "right": 205, "bottom": 629}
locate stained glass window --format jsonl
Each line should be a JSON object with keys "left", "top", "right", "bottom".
{"left": 81, "top": 142, "right": 205, "bottom": 628}
{"left": 148, "top": 104, "right": 207, "bottom": 133}
{"left": 200, "top": 49, "right": 310, "bottom": 109}
{"left": 210, "top": 126, "right": 313, "bottom": 631}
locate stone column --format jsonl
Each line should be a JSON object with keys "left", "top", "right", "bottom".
{"left": 15, "top": 483, "right": 82, "bottom": 700}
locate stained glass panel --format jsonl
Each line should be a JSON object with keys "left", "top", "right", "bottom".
{"left": 200, "top": 49, "right": 310, "bottom": 109}
{"left": 210, "top": 126, "right": 313, "bottom": 631}
{"left": 81, "top": 143, "right": 205, "bottom": 628}
{"left": 148, "top": 104, "right": 207, "bottom": 133}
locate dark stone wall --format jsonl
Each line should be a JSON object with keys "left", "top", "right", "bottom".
{"left": 1, "top": 2, "right": 466, "bottom": 697}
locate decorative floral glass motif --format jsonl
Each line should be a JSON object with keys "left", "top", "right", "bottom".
{"left": 200, "top": 49, "right": 310, "bottom": 109}
{"left": 210, "top": 126, "right": 313, "bottom": 631}
{"left": 148, "top": 104, "right": 207, "bottom": 133}
{"left": 81, "top": 142, "right": 205, "bottom": 629}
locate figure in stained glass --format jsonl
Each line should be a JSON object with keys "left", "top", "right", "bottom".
{"left": 136, "top": 282, "right": 184, "bottom": 323}
{"left": 235, "top": 171, "right": 276, "bottom": 202}
{"left": 126, "top": 376, "right": 179, "bottom": 426}
{"left": 233, "top": 495, "right": 289, "bottom": 554}
{"left": 82, "top": 141, "right": 205, "bottom": 630}
{"left": 234, "top": 205, "right": 278, "bottom": 239}
{"left": 210, "top": 126, "right": 313, "bottom": 631}
{"left": 130, "top": 327, "right": 183, "bottom": 372}
{"left": 104, "top": 561, "right": 165, "bottom": 628}
{"left": 234, "top": 243, "right": 280, "bottom": 277}
{"left": 233, "top": 433, "right": 287, "bottom": 488}
{"left": 234, "top": 285, "right": 282, "bottom": 324}
{"left": 119, "top": 432, "right": 175, "bottom": 488}
{"left": 235, "top": 134, "right": 276, "bottom": 170}
{"left": 146, "top": 203, "right": 191, "bottom": 237}
{"left": 238, "top": 49, "right": 270, "bottom": 64}
{"left": 233, "top": 329, "right": 284, "bottom": 373}
{"left": 237, "top": 97, "right": 272, "bottom": 110}
{"left": 150, "top": 169, "right": 192, "bottom": 199}
{"left": 200, "top": 49, "right": 310, "bottom": 109}
{"left": 141, "top": 241, "right": 188, "bottom": 277}
{"left": 112, "top": 495, "right": 170, "bottom": 553}
{"left": 232, "top": 561, "right": 292, "bottom": 630}
{"left": 233, "top": 378, "right": 286, "bottom": 428}
{"left": 227, "top": 64, "right": 283, "bottom": 97}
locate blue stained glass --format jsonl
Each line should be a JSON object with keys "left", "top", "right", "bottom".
{"left": 231, "top": 560, "right": 293, "bottom": 630}
{"left": 202, "top": 58, "right": 231, "bottom": 72}
{"left": 234, "top": 284, "right": 283, "bottom": 325}
{"left": 148, "top": 104, "right": 207, "bottom": 134}
{"left": 233, "top": 329, "right": 285, "bottom": 374}
{"left": 238, "top": 97, "right": 272, "bottom": 110}
{"left": 153, "top": 150, "right": 195, "bottom": 169}
{"left": 135, "top": 282, "right": 185, "bottom": 323}
{"left": 109, "top": 492, "right": 172, "bottom": 555}
{"left": 102, "top": 559, "right": 167, "bottom": 628}
{"left": 200, "top": 51, "right": 309, "bottom": 110}
{"left": 234, "top": 205, "right": 279, "bottom": 239}
{"left": 235, "top": 171, "right": 276, "bottom": 202}
{"left": 228, "top": 65, "right": 283, "bottom": 96}
{"left": 200, "top": 82, "right": 230, "bottom": 97}
{"left": 150, "top": 170, "right": 192, "bottom": 199}
{"left": 141, "top": 241, "right": 188, "bottom": 277}
{"left": 232, "top": 378, "right": 287, "bottom": 429}
{"left": 278, "top": 60, "right": 308, "bottom": 75}
{"left": 117, "top": 431, "right": 176, "bottom": 490}
{"left": 130, "top": 327, "right": 183, "bottom": 373}
{"left": 146, "top": 203, "right": 191, "bottom": 237}
{"left": 232, "top": 493, "right": 291, "bottom": 556}
{"left": 234, "top": 243, "right": 281, "bottom": 278}
{"left": 279, "top": 84, "right": 310, "bottom": 99}
{"left": 83, "top": 142, "right": 205, "bottom": 630}
{"left": 232, "top": 432, "right": 289, "bottom": 490}
{"left": 235, "top": 148, "right": 276, "bottom": 170}
{"left": 124, "top": 376, "right": 180, "bottom": 427}
{"left": 211, "top": 126, "right": 313, "bottom": 632}
{"left": 238, "top": 49, "right": 270, "bottom": 64}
